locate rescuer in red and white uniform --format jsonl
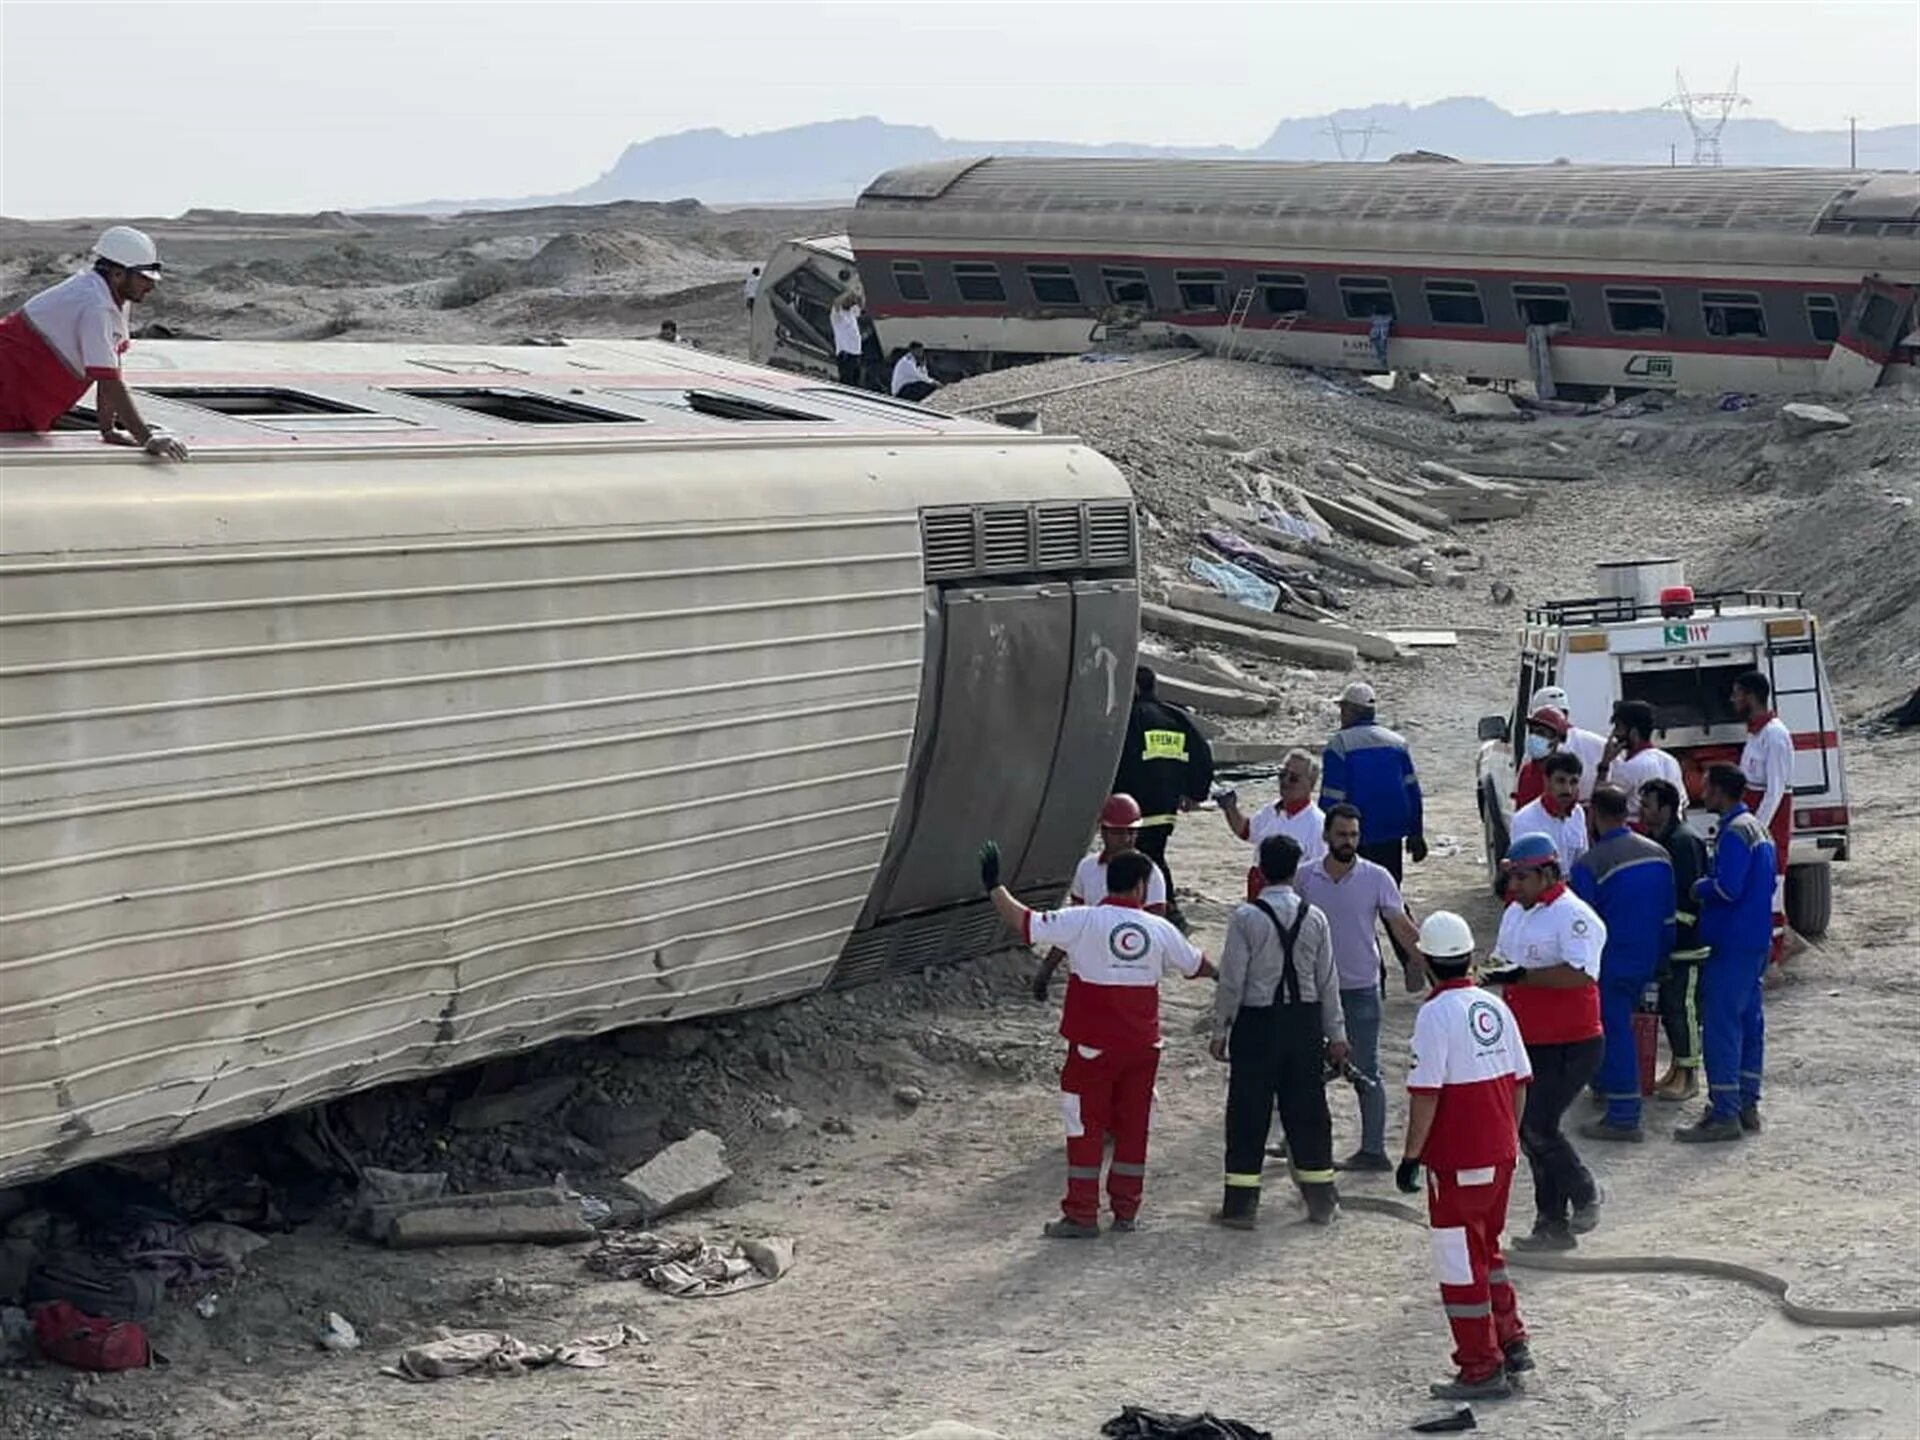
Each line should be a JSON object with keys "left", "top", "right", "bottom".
{"left": 0, "top": 227, "right": 188, "bottom": 460}
{"left": 1733, "top": 671, "right": 1796, "bottom": 968}
{"left": 1596, "top": 698, "right": 1684, "bottom": 826}
{"left": 1398, "top": 910, "right": 1534, "bottom": 1402}
{"left": 1216, "top": 748, "right": 1327, "bottom": 900}
{"left": 1031, "top": 793, "right": 1169, "bottom": 1000}
{"left": 981, "top": 839, "right": 1213, "bottom": 1237}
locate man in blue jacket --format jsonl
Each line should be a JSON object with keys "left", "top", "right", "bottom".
{"left": 1320, "top": 681, "right": 1426, "bottom": 982}
{"left": 1570, "top": 785, "right": 1674, "bottom": 1143}
{"left": 1677, "top": 763, "right": 1777, "bottom": 1144}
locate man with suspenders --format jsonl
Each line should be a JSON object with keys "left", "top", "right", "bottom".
{"left": 1211, "top": 834, "right": 1349, "bottom": 1228}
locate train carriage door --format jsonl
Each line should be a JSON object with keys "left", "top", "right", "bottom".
{"left": 1820, "top": 278, "right": 1916, "bottom": 394}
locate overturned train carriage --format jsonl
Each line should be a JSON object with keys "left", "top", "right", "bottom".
{"left": 0, "top": 338, "right": 1140, "bottom": 1184}
{"left": 835, "top": 157, "right": 1920, "bottom": 397}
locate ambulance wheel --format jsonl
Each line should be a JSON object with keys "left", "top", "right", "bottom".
{"left": 1786, "top": 864, "right": 1831, "bottom": 937}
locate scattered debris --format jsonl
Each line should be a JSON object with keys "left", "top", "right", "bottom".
{"left": 1100, "top": 1406, "right": 1273, "bottom": 1440}
{"left": 1189, "top": 554, "right": 1281, "bottom": 612}
{"left": 587, "top": 1230, "right": 796, "bottom": 1297}
{"left": 31, "top": 1301, "right": 152, "bottom": 1372}
{"left": 1445, "top": 390, "right": 1523, "bottom": 421}
{"left": 357, "top": 1168, "right": 449, "bottom": 1206}
{"left": 318, "top": 1312, "right": 361, "bottom": 1352}
{"left": 1778, "top": 402, "right": 1853, "bottom": 437}
{"left": 1197, "top": 428, "right": 1245, "bottom": 450}
{"left": 361, "top": 1184, "right": 597, "bottom": 1249}
{"left": 618, "top": 1130, "right": 732, "bottom": 1221}
{"left": 892, "top": 1084, "right": 927, "bottom": 1110}
{"left": 1150, "top": 672, "right": 1277, "bottom": 718}
{"left": 381, "top": 1322, "right": 647, "bottom": 1382}
{"left": 451, "top": 1075, "right": 577, "bottom": 1132}
{"left": 1167, "top": 584, "right": 1398, "bottom": 662}
{"left": 1141, "top": 601, "right": 1358, "bottom": 672}
{"left": 1378, "top": 629, "right": 1459, "bottom": 649}
{"left": 1489, "top": 581, "right": 1516, "bottom": 605}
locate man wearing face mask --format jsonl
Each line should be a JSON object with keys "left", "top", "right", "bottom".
{"left": 1518, "top": 687, "right": 1603, "bottom": 803}
{"left": 1512, "top": 705, "right": 1570, "bottom": 811}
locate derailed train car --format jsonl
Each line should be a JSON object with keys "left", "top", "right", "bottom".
{"left": 0, "top": 338, "right": 1140, "bottom": 1183}
{"left": 754, "top": 157, "right": 1919, "bottom": 398}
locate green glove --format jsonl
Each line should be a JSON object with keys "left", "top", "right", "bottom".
{"left": 978, "top": 840, "right": 1002, "bottom": 892}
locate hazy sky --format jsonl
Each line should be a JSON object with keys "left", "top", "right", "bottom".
{"left": 3, "top": 1, "right": 1915, "bottom": 217}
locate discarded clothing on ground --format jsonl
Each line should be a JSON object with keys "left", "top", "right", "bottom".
{"left": 381, "top": 1322, "right": 647, "bottom": 1381}
{"left": 586, "top": 1230, "right": 796, "bottom": 1297}
{"left": 32, "top": 1300, "right": 153, "bottom": 1372}
{"left": 1100, "top": 1407, "right": 1273, "bottom": 1440}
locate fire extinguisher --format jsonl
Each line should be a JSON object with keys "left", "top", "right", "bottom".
{"left": 1634, "top": 982, "right": 1662, "bottom": 1097}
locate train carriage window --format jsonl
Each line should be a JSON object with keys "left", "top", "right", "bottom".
{"left": 1513, "top": 282, "right": 1573, "bottom": 327}
{"left": 1256, "top": 273, "right": 1309, "bottom": 315}
{"left": 1423, "top": 279, "right": 1487, "bottom": 326}
{"left": 1604, "top": 286, "right": 1667, "bottom": 335}
{"left": 1025, "top": 264, "right": 1082, "bottom": 306}
{"left": 138, "top": 386, "right": 372, "bottom": 416}
{"left": 605, "top": 388, "right": 831, "bottom": 422}
{"left": 891, "top": 261, "right": 930, "bottom": 303}
{"left": 1174, "top": 270, "right": 1226, "bottom": 312}
{"left": 1100, "top": 266, "right": 1152, "bottom": 306}
{"left": 1701, "top": 290, "right": 1767, "bottom": 339}
{"left": 952, "top": 262, "right": 1006, "bottom": 303}
{"left": 389, "top": 388, "right": 634, "bottom": 424}
{"left": 1337, "top": 276, "right": 1396, "bottom": 320}
{"left": 1805, "top": 294, "right": 1841, "bottom": 344}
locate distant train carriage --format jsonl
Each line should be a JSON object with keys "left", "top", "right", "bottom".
{"left": 0, "top": 338, "right": 1140, "bottom": 1184}
{"left": 756, "top": 157, "right": 1919, "bottom": 398}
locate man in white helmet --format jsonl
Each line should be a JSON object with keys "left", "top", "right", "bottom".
{"left": 0, "top": 226, "right": 188, "bottom": 459}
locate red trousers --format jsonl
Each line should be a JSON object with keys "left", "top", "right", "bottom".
{"left": 1745, "top": 789, "right": 1793, "bottom": 965}
{"left": 1427, "top": 1160, "right": 1527, "bottom": 1382}
{"left": 1059, "top": 1044, "right": 1159, "bottom": 1225}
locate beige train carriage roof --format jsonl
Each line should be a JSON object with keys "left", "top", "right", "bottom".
{"left": 0, "top": 337, "right": 1013, "bottom": 455}
{"left": 860, "top": 157, "right": 1919, "bottom": 238}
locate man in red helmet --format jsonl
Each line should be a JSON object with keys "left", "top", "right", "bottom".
{"left": 1032, "top": 793, "right": 1167, "bottom": 1000}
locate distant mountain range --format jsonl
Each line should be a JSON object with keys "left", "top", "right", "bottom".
{"left": 392, "top": 100, "right": 1919, "bottom": 213}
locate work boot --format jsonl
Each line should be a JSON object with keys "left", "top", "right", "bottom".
{"left": 1502, "top": 1340, "right": 1536, "bottom": 1376}
{"left": 1674, "top": 1113, "right": 1744, "bottom": 1144}
{"left": 1108, "top": 1215, "right": 1138, "bottom": 1233}
{"left": 1654, "top": 1067, "right": 1700, "bottom": 1102}
{"left": 1214, "top": 1187, "right": 1260, "bottom": 1231}
{"left": 1336, "top": 1149, "right": 1394, "bottom": 1173}
{"left": 1569, "top": 1200, "right": 1602, "bottom": 1235}
{"left": 1428, "top": 1370, "right": 1513, "bottom": 1401}
{"left": 1580, "top": 1118, "right": 1645, "bottom": 1143}
{"left": 1739, "top": 1105, "right": 1763, "bottom": 1134}
{"left": 1510, "top": 1221, "right": 1576, "bottom": 1252}
{"left": 1041, "top": 1218, "right": 1101, "bottom": 1239}
{"left": 1301, "top": 1182, "right": 1341, "bottom": 1226}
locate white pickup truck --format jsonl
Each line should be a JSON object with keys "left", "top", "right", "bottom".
{"left": 1475, "top": 560, "right": 1848, "bottom": 934}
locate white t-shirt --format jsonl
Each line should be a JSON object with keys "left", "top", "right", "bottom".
{"left": 743, "top": 275, "right": 759, "bottom": 302}
{"left": 1740, "top": 716, "right": 1795, "bottom": 828}
{"left": 1511, "top": 797, "right": 1589, "bottom": 869}
{"left": 1565, "top": 727, "right": 1607, "bottom": 801}
{"left": 830, "top": 305, "right": 863, "bottom": 357}
{"left": 22, "top": 270, "right": 130, "bottom": 380}
{"left": 1491, "top": 887, "right": 1606, "bottom": 979}
{"left": 1246, "top": 801, "right": 1327, "bottom": 867}
{"left": 1605, "top": 744, "right": 1684, "bottom": 821}
{"left": 891, "top": 353, "right": 934, "bottom": 395}
{"left": 1070, "top": 852, "right": 1168, "bottom": 911}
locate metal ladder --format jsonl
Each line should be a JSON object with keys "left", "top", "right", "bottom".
{"left": 1221, "top": 288, "right": 1256, "bottom": 360}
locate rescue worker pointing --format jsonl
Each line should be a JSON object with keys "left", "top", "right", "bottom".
{"left": 1114, "top": 666, "right": 1214, "bottom": 931}
{"left": 980, "top": 841, "right": 1213, "bottom": 1235}
{"left": 0, "top": 227, "right": 188, "bottom": 458}
{"left": 1399, "top": 911, "right": 1535, "bottom": 1403}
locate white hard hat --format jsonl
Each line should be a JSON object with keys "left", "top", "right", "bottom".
{"left": 1338, "top": 681, "right": 1377, "bottom": 708}
{"left": 93, "top": 226, "right": 161, "bottom": 273}
{"left": 1529, "top": 685, "right": 1569, "bottom": 713}
{"left": 1418, "top": 910, "right": 1476, "bottom": 960}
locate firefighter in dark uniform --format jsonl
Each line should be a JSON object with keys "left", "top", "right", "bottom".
{"left": 1211, "top": 834, "right": 1348, "bottom": 1227}
{"left": 1114, "top": 665, "right": 1214, "bottom": 931}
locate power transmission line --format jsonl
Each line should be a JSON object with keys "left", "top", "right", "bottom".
{"left": 1322, "top": 118, "right": 1389, "bottom": 162}
{"left": 1665, "top": 67, "right": 1750, "bottom": 166}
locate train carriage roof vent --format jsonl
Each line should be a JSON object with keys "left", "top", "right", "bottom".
{"left": 920, "top": 509, "right": 978, "bottom": 578}
{"left": 979, "top": 508, "right": 1034, "bottom": 572}
{"left": 1035, "top": 504, "right": 1085, "bottom": 569}
{"left": 1086, "top": 501, "right": 1136, "bottom": 567}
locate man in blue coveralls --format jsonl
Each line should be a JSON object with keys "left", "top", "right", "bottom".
{"left": 1570, "top": 785, "right": 1674, "bottom": 1143}
{"left": 1676, "top": 763, "right": 1777, "bottom": 1144}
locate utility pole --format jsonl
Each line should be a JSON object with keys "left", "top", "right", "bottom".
{"left": 1669, "top": 143, "right": 1677, "bottom": 167}
{"left": 1849, "top": 115, "right": 1858, "bottom": 169}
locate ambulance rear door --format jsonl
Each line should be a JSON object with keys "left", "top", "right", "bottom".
{"left": 1763, "top": 611, "right": 1848, "bottom": 863}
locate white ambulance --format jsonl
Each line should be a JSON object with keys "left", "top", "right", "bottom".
{"left": 1474, "top": 559, "right": 1848, "bottom": 934}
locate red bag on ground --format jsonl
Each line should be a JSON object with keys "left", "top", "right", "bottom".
{"left": 32, "top": 1300, "right": 152, "bottom": 1371}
